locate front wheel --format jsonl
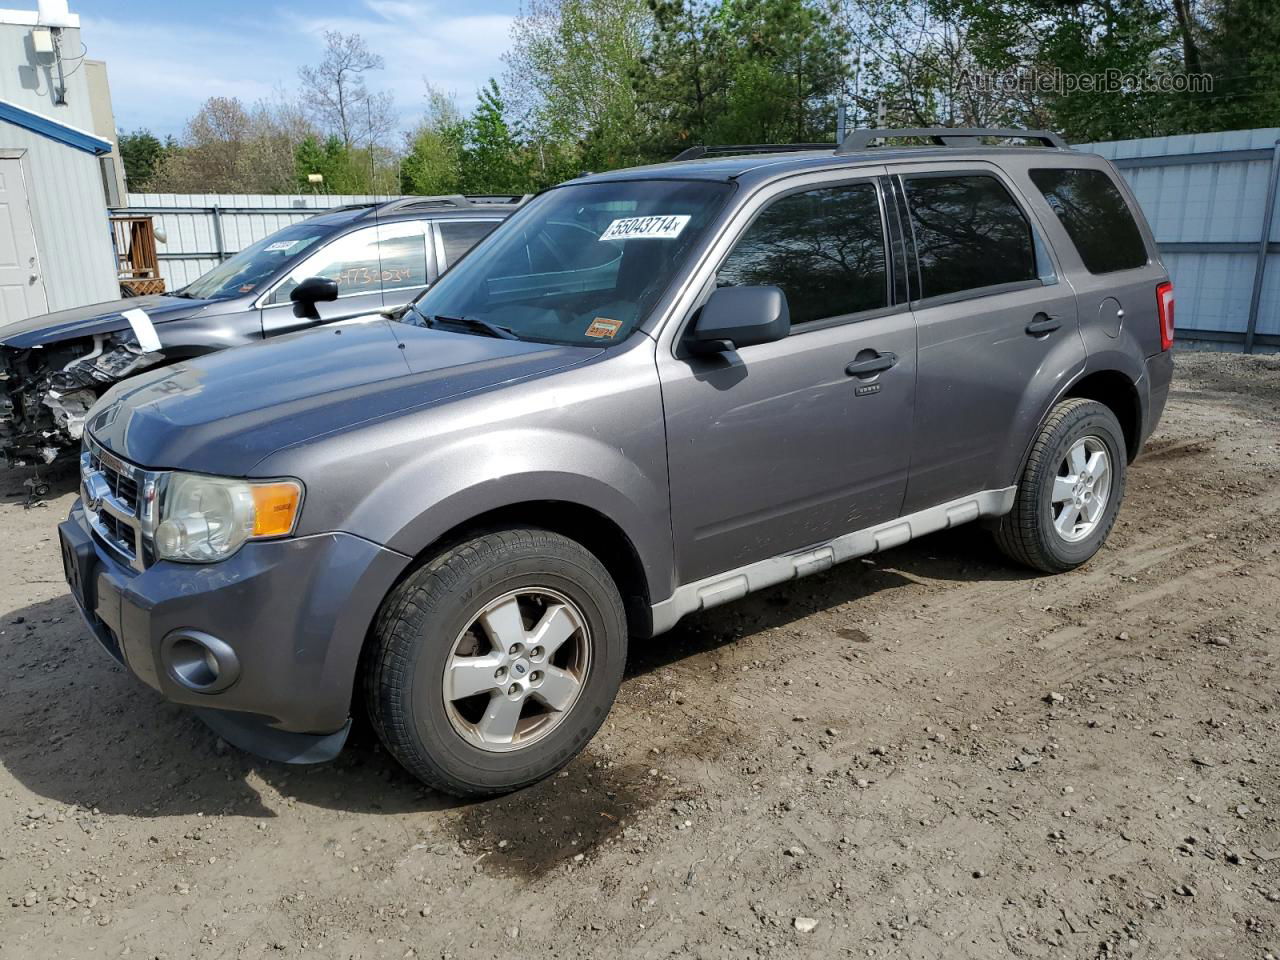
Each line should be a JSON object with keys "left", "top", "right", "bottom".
{"left": 994, "top": 398, "right": 1127, "bottom": 573}
{"left": 363, "top": 528, "right": 627, "bottom": 797}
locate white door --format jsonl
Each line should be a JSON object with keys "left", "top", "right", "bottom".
{"left": 0, "top": 157, "right": 47, "bottom": 324}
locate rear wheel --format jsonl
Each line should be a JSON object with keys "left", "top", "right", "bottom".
{"left": 364, "top": 528, "right": 627, "bottom": 797}
{"left": 994, "top": 398, "right": 1127, "bottom": 573}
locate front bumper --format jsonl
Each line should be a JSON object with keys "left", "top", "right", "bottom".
{"left": 59, "top": 500, "right": 409, "bottom": 761}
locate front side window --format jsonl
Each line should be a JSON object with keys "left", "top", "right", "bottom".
{"left": 408, "top": 179, "right": 733, "bottom": 346}
{"left": 268, "top": 223, "right": 429, "bottom": 304}
{"left": 1030, "top": 168, "right": 1148, "bottom": 274}
{"left": 438, "top": 220, "right": 501, "bottom": 267}
{"left": 717, "top": 182, "right": 889, "bottom": 326}
{"left": 904, "top": 174, "right": 1037, "bottom": 299}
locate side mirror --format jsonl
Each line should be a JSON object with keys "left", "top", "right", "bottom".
{"left": 689, "top": 285, "right": 790, "bottom": 355}
{"left": 289, "top": 276, "right": 340, "bottom": 319}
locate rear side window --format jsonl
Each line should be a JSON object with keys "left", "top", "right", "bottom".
{"left": 903, "top": 174, "right": 1037, "bottom": 299}
{"left": 1030, "top": 168, "right": 1148, "bottom": 274}
{"left": 438, "top": 220, "right": 501, "bottom": 267}
{"left": 717, "top": 182, "right": 888, "bottom": 326}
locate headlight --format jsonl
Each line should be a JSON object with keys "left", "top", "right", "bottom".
{"left": 154, "top": 473, "right": 303, "bottom": 563}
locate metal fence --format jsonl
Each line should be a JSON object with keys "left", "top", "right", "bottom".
{"left": 1080, "top": 128, "right": 1280, "bottom": 352}
{"left": 112, "top": 193, "right": 405, "bottom": 290}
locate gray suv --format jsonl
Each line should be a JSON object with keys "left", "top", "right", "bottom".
{"left": 58, "top": 128, "right": 1174, "bottom": 797}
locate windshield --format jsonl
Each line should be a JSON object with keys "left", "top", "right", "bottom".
{"left": 405, "top": 179, "right": 733, "bottom": 345}
{"left": 181, "top": 223, "right": 332, "bottom": 300}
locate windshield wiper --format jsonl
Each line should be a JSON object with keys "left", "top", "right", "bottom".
{"left": 420, "top": 313, "right": 521, "bottom": 341}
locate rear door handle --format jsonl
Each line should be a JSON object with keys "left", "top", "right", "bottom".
{"left": 845, "top": 352, "right": 898, "bottom": 377}
{"left": 1026, "top": 313, "right": 1061, "bottom": 336}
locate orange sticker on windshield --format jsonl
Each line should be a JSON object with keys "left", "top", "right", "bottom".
{"left": 585, "top": 317, "right": 622, "bottom": 339}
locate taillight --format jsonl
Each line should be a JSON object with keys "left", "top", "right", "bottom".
{"left": 1156, "top": 281, "right": 1174, "bottom": 351}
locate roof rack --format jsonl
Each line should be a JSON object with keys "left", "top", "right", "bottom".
{"left": 343, "top": 194, "right": 530, "bottom": 217}
{"left": 672, "top": 143, "right": 834, "bottom": 162}
{"left": 837, "top": 127, "right": 1068, "bottom": 154}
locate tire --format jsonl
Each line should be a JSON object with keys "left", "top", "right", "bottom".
{"left": 994, "top": 398, "right": 1127, "bottom": 573}
{"left": 363, "top": 528, "right": 627, "bottom": 797}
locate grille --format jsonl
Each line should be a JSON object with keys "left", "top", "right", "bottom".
{"left": 82, "top": 434, "right": 152, "bottom": 571}
{"left": 96, "top": 509, "right": 136, "bottom": 554}
{"left": 88, "top": 448, "right": 139, "bottom": 513}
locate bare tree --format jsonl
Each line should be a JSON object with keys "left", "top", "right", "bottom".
{"left": 298, "top": 31, "right": 397, "bottom": 149}
{"left": 153, "top": 94, "right": 319, "bottom": 193}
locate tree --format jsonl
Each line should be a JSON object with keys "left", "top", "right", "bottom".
{"left": 298, "top": 31, "right": 397, "bottom": 150}
{"left": 504, "top": 0, "right": 652, "bottom": 173}
{"left": 458, "top": 80, "right": 527, "bottom": 193}
{"left": 117, "top": 129, "right": 171, "bottom": 191}
{"left": 153, "top": 95, "right": 322, "bottom": 193}
{"left": 401, "top": 85, "right": 465, "bottom": 195}
{"left": 635, "top": 0, "right": 848, "bottom": 156}
{"left": 1194, "top": 0, "right": 1280, "bottom": 131}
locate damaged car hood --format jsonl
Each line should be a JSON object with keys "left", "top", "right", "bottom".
{"left": 0, "top": 294, "right": 213, "bottom": 349}
{"left": 87, "top": 318, "right": 601, "bottom": 475}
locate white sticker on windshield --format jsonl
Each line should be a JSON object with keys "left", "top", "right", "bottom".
{"left": 599, "top": 215, "right": 691, "bottom": 242}
{"left": 265, "top": 240, "right": 300, "bottom": 252}
{"left": 122, "top": 308, "right": 162, "bottom": 353}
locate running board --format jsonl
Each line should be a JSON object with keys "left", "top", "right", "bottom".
{"left": 647, "top": 486, "right": 1016, "bottom": 636}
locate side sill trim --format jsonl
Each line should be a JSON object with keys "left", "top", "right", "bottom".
{"left": 647, "top": 486, "right": 1016, "bottom": 636}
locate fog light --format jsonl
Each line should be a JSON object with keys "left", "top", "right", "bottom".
{"left": 161, "top": 630, "right": 240, "bottom": 693}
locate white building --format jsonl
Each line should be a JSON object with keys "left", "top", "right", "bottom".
{"left": 0, "top": 0, "right": 119, "bottom": 323}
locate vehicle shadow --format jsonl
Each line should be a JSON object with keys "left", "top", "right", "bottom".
{"left": 0, "top": 524, "right": 1033, "bottom": 822}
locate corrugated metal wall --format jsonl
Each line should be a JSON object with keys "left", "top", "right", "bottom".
{"left": 1079, "top": 128, "right": 1280, "bottom": 349}
{"left": 121, "top": 194, "right": 404, "bottom": 290}
{"left": 1, "top": 126, "right": 119, "bottom": 312}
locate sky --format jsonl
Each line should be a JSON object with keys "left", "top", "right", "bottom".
{"left": 61, "top": 0, "right": 520, "bottom": 138}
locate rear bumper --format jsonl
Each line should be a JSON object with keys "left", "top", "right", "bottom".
{"left": 1142, "top": 349, "right": 1174, "bottom": 446}
{"left": 59, "top": 501, "right": 409, "bottom": 761}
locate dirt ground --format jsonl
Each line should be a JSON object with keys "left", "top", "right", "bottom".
{"left": 0, "top": 350, "right": 1277, "bottom": 960}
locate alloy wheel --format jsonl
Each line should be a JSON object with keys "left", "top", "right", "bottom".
{"left": 442, "top": 588, "right": 591, "bottom": 753}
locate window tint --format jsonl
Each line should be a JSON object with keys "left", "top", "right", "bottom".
{"left": 717, "top": 183, "right": 888, "bottom": 325}
{"left": 269, "top": 224, "right": 428, "bottom": 303}
{"left": 903, "top": 175, "right": 1037, "bottom": 299}
{"left": 1030, "top": 168, "right": 1148, "bottom": 274}
{"left": 438, "top": 220, "right": 501, "bottom": 267}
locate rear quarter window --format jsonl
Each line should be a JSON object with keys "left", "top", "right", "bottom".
{"left": 1030, "top": 168, "right": 1149, "bottom": 274}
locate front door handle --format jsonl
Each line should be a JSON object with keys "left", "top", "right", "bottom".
{"left": 845, "top": 352, "right": 898, "bottom": 377}
{"left": 1026, "top": 313, "right": 1061, "bottom": 336}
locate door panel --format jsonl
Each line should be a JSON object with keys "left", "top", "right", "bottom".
{"left": 0, "top": 158, "right": 47, "bottom": 324}
{"left": 657, "top": 176, "right": 915, "bottom": 584}
{"left": 891, "top": 165, "right": 1085, "bottom": 512}
{"left": 661, "top": 315, "right": 917, "bottom": 582}
{"left": 903, "top": 284, "right": 1082, "bottom": 512}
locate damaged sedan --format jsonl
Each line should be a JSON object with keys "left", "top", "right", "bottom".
{"left": 0, "top": 195, "right": 521, "bottom": 465}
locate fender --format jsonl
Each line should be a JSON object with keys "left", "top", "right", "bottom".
{"left": 1007, "top": 348, "right": 1149, "bottom": 489}
{"left": 368, "top": 427, "right": 675, "bottom": 601}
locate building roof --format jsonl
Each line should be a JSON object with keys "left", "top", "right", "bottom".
{"left": 0, "top": 97, "right": 111, "bottom": 154}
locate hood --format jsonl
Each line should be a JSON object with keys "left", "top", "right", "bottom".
{"left": 86, "top": 318, "right": 600, "bottom": 475}
{"left": 0, "top": 295, "right": 216, "bottom": 349}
